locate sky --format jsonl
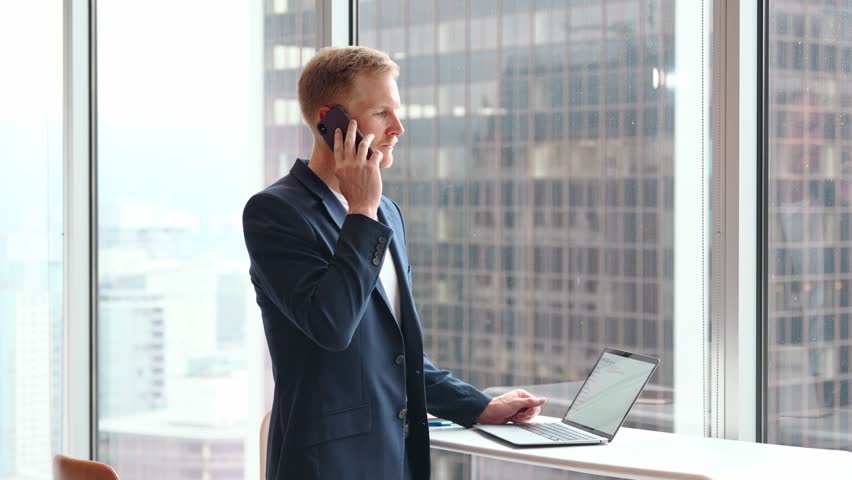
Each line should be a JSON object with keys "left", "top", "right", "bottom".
{"left": 1, "top": 0, "right": 265, "bottom": 236}
{"left": 96, "top": 0, "right": 264, "bottom": 225}
{"left": 0, "top": 1, "right": 63, "bottom": 233}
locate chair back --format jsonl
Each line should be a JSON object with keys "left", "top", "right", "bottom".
{"left": 54, "top": 454, "right": 119, "bottom": 480}
{"left": 260, "top": 410, "right": 271, "bottom": 480}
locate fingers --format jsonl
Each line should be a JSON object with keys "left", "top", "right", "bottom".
{"left": 511, "top": 396, "right": 546, "bottom": 410}
{"left": 508, "top": 395, "right": 544, "bottom": 424}
{"left": 344, "top": 119, "right": 357, "bottom": 161}
{"left": 333, "top": 128, "right": 344, "bottom": 164}
{"left": 510, "top": 412, "right": 531, "bottom": 424}
{"left": 512, "top": 389, "right": 535, "bottom": 399}
{"left": 509, "top": 405, "right": 542, "bottom": 424}
{"left": 358, "top": 133, "right": 376, "bottom": 163}
{"left": 332, "top": 118, "right": 383, "bottom": 218}
{"left": 339, "top": 120, "right": 379, "bottom": 165}
{"left": 371, "top": 148, "right": 384, "bottom": 166}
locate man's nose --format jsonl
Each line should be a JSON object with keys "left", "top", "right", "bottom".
{"left": 390, "top": 112, "right": 404, "bottom": 136}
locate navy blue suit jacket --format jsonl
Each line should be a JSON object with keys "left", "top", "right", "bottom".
{"left": 243, "top": 159, "right": 491, "bottom": 480}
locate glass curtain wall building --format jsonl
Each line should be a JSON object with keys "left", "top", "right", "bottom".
{"left": 262, "top": 0, "right": 693, "bottom": 476}
{"left": 350, "top": 1, "right": 687, "bottom": 476}
{"left": 353, "top": 0, "right": 677, "bottom": 418}
{"left": 767, "top": 0, "right": 852, "bottom": 450}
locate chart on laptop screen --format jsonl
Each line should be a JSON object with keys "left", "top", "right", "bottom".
{"left": 564, "top": 353, "right": 656, "bottom": 435}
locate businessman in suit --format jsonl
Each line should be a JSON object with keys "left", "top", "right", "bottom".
{"left": 243, "top": 46, "right": 546, "bottom": 480}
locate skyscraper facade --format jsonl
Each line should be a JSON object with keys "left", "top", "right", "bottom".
{"left": 260, "top": 0, "right": 852, "bottom": 477}
{"left": 767, "top": 0, "right": 852, "bottom": 450}
{"left": 266, "top": 0, "right": 676, "bottom": 410}
{"left": 265, "top": 2, "right": 678, "bottom": 477}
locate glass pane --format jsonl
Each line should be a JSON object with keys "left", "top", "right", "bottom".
{"left": 767, "top": 1, "right": 852, "bottom": 450}
{"left": 96, "top": 1, "right": 314, "bottom": 478}
{"left": 360, "top": 0, "right": 711, "bottom": 476}
{"left": 0, "top": 2, "right": 65, "bottom": 479}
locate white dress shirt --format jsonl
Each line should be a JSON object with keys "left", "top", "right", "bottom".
{"left": 331, "top": 189, "right": 401, "bottom": 324}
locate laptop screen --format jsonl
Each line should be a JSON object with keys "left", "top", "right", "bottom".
{"left": 562, "top": 349, "right": 658, "bottom": 438}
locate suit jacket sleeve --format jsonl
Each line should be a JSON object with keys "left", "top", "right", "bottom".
{"left": 242, "top": 192, "right": 393, "bottom": 352}
{"left": 422, "top": 355, "right": 492, "bottom": 427}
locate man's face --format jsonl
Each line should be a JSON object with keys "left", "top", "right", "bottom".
{"left": 343, "top": 73, "right": 405, "bottom": 169}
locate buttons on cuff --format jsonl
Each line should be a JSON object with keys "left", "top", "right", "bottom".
{"left": 398, "top": 408, "right": 407, "bottom": 419}
{"left": 371, "top": 235, "right": 388, "bottom": 267}
{"left": 395, "top": 354, "right": 405, "bottom": 366}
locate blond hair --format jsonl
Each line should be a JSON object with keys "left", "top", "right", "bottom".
{"left": 298, "top": 46, "right": 399, "bottom": 125}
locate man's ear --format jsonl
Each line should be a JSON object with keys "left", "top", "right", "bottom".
{"left": 317, "top": 106, "right": 332, "bottom": 121}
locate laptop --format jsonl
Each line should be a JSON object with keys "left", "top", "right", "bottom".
{"left": 475, "top": 347, "right": 660, "bottom": 446}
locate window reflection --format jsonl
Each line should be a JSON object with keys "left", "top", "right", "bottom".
{"left": 357, "top": 2, "right": 685, "bottom": 477}
{"left": 768, "top": 0, "right": 852, "bottom": 451}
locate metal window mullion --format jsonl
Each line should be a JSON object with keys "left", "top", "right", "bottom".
{"left": 63, "top": 0, "right": 94, "bottom": 460}
{"left": 712, "top": 0, "right": 740, "bottom": 440}
{"left": 710, "top": 0, "right": 727, "bottom": 440}
{"left": 349, "top": 0, "right": 357, "bottom": 45}
{"left": 736, "top": 0, "right": 759, "bottom": 443}
{"left": 713, "top": 0, "right": 759, "bottom": 443}
{"left": 755, "top": 0, "right": 770, "bottom": 444}
{"left": 673, "top": 0, "right": 711, "bottom": 437}
{"left": 318, "top": 0, "right": 353, "bottom": 47}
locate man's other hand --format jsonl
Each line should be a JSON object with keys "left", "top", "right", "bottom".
{"left": 476, "top": 389, "right": 546, "bottom": 425}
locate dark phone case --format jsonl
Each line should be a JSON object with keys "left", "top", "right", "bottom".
{"left": 316, "top": 106, "right": 374, "bottom": 160}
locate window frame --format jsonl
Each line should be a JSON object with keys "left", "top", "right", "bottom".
{"left": 63, "top": 0, "right": 766, "bottom": 462}
{"left": 63, "top": 0, "right": 95, "bottom": 460}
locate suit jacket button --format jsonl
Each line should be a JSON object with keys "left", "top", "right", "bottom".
{"left": 395, "top": 354, "right": 405, "bottom": 365}
{"left": 372, "top": 258, "right": 381, "bottom": 266}
{"left": 398, "top": 408, "right": 407, "bottom": 419}
{"left": 378, "top": 236, "right": 387, "bottom": 244}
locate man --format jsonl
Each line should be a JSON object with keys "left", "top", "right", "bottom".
{"left": 243, "top": 46, "right": 546, "bottom": 480}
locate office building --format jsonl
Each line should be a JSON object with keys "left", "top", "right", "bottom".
{"left": 266, "top": 0, "right": 676, "bottom": 409}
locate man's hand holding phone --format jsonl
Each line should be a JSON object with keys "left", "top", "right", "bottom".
{"left": 333, "top": 119, "right": 384, "bottom": 221}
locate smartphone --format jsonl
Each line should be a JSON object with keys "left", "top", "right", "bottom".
{"left": 316, "top": 105, "right": 374, "bottom": 160}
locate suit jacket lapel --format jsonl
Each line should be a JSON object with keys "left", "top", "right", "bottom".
{"left": 289, "top": 159, "right": 346, "bottom": 229}
{"left": 374, "top": 203, "right": 402, "bottom": 331}
{"left": 378, "top": 201, "right": 422, "bottom": 343}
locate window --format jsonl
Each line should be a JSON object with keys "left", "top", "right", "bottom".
{"left": 767, "top": 1, "right": 852, "bottom": 450}
{"left": 360, "top": 0, "right": 711, "bottom": 476}
{"left": 96, "top": 1, "right": 315, "bottom": 478}
{"left": 0, "top": 2, "right": 64, "bottom": 478}
{"left": 35, "top": 0, "right": 852, "bottom": 477}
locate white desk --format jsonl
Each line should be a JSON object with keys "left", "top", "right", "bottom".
{"left": 429, "top": 416, "right": 852, "bottom": 480}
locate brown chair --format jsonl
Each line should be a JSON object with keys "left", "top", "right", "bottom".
{"left": 54, "top": 454, "right": 119, "bottom": 480}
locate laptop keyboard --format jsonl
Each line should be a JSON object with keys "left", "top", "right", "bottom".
{"left": 517, "top": 422, "right": 598, "bottom": 442}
